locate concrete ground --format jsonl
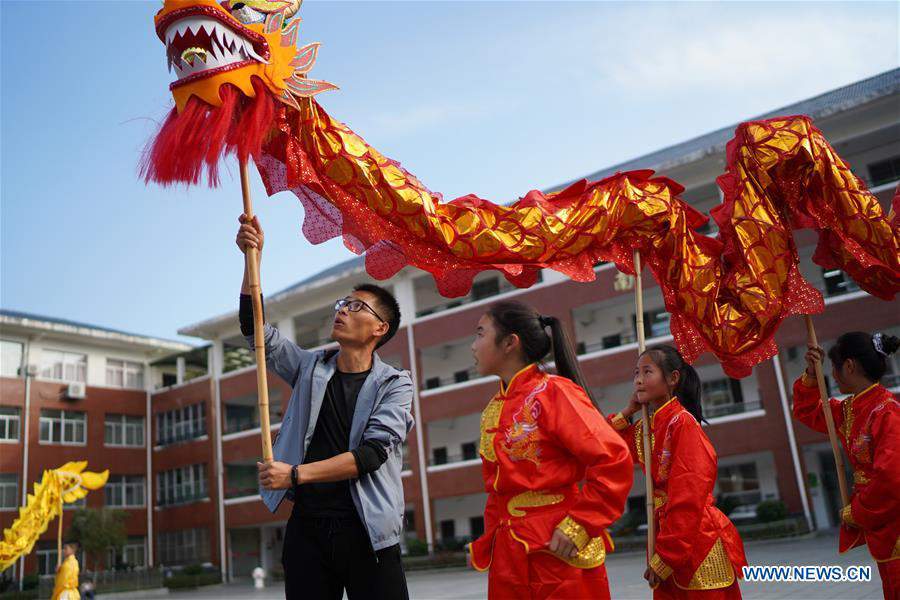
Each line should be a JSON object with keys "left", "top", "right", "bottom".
{"left": 127, "top": 531, "right": 883, "bottom": 599}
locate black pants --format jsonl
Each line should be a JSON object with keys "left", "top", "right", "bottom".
{"left": 282, "top": 513, "right": 409, "bottom": 600}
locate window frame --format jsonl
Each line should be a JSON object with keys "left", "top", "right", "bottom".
{"left": 39, "top": 349, "right": 87, "bottom": 383}
{"left": 0, "top": 406, "right": 21, "bottom": 442}
{"left": 39, "top": 409, "right": 87, "bottom": 445}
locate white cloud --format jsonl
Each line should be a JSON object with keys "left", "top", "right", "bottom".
{"left": 597, "top": 14, "right": 897, "bottom": 95}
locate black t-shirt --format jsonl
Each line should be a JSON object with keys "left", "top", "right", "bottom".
{"left": 238, "top": 294, "right": 390, "bottom": 516}
{"left": 296, "top": 369, "right": 371, "bottom": 517}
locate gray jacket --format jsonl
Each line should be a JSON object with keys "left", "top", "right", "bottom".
{"left": 247, "top": 324, "right": 414, "bottom": 550}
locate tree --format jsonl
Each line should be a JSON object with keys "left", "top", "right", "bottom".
{"left": 66, "top": 508, "right": 128, "bottom": 573}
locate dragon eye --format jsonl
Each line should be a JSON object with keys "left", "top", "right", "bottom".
{"left": 230, "top": 4, "right": 265, "bottom": 24}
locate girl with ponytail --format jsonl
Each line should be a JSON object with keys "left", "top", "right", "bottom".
{"left": 466, "top": 301, "right": 633, "bottom": 599}
{"left": 608, "top": 345, "right": 748, "bottom": 598}
{"left": 793, "top": 331, "right": 900, "bottom": 599}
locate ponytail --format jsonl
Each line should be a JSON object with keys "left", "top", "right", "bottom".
{"left": 542, "top": 315, "right": 596, "bottom": 408}
{"left": 486, "top": 301, "right": 598, "bottom": 409}
{"left": 641, "top": 345, "right": 705, "bottom": 424}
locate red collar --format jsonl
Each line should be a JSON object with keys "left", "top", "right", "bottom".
{"left": 498, "top": 363, "right": 544, "bottom": 397}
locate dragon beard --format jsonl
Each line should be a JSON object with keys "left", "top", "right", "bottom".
{"left": 142, "top": 78, "right": 275, "bottom": 186}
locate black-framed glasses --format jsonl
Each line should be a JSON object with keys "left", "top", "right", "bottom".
{"left": 334, "top": 297, "right": 385, "bottom": 322}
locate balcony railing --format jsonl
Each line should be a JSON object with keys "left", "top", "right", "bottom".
{"left": 423, "top": 367, "right": 481, "bottom": 390}
{"left": 577, "top": 325, "right": 671, "bottom": 356}
{"left": 157, "top": 489, "right": 208, "bottom": 507}
{"left": 703, "top": 399, "right": 762, "bottom": 419}
{"left": 416, "top": 273, "right": 544, "bottom": 318}
{"left": 156, "top": 428, "right": 206, "bottom": 447}
{"left": 429, "top": 445, "right": 479, "bottom": 466}
{"left": 225, "top": 485, "right": 258, "bottom": 499}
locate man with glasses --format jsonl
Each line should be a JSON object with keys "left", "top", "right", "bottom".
{"left": 236, "top": 215, "right": 414, "bottom": 599}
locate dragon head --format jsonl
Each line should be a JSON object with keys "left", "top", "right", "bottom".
{"left": 145, "top": 0, "right": 336, "bottom": 185}
{"left": 154, "top": 0, "right": 335, "bottom": 112}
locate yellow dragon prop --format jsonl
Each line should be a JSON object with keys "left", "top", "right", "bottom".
{"left": 0, "top": 462, "right": 108, "bottom": 572}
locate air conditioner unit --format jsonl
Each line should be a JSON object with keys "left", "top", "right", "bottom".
{"left": 66, "top": 382, "right": 86, "bottom": 400}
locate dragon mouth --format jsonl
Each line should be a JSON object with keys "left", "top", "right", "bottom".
{"left": 158, "top": 6, "right": 270, "bottom": 89}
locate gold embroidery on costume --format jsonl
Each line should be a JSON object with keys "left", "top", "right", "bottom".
{"left": 501, "top": 382, "right": 547, "bottom": 466}
{"left": 479, "top": 396, "right": 504, "bottom": 462}
{"left": 507, "top": 490, "right": 565, "bottom": 518}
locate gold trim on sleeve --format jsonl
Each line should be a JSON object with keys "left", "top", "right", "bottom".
{"left": 610, "top": 412, "right": 630, "bottom": 431}
{"left": 556, "top": 515, "right": 590, "bottom": 551}
{"left": 649, "top": 552, "right": 673, "bottom": 580}
{"left": 676, "top": 538, "right": 736, "bottom": 590}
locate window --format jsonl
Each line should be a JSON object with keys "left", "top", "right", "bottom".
{"left": 469, "top": 516, "right": 485, "bottom": 538}
{"left": 105, "top": 414, "right": 145, "bottom": 447}
{"left": 0, "top": 340, "right": 23, "bottom": 377}
{"left": 403, "top": 508, "right": 416, "bottom": 534}
{"left": 39, "top": 350, "right": 86, "bottom": 382}
{"left": 157, "top": 528, "right": 209, "bottom": 565}
{"left": 156, "top": 403, "right": 205, "bottom": 445}
{"left": 225, "top": 464, "right": 258, "bottom": 499}
{"left": 647, "top": 310, "right": 671, "bottom": 338}
{"left": 626, "top": 496, "right": 648, "bottom": 525}
{"left": 0, "top": 407, "right": 20, "bottom": 441}
{"left": 39, "top": 409, "right": 86, "bottom": 444}
{"left": 439, "top": 520, "right": 456, "bottom": 541}
{"left": 701, "top": 378, "right": 747, "bottom": 418}
{"left": 401, "top": 441, "right": 411, "bottom": 471}
{"left": 108, "top": 536, "right": 146, "bottom": 569}
{"left": 106, "top": 359, "right": 144, "bottom": 389}
{"left": 717, "top": 462, "right": 762, "bottom": 507}
{"left": 425, "top": 377, "right": 441, "bottom": 390}
{"left": 822, "top": 268, "right": 860, "bottom": 298}
{"left": 453, "top": 369, "right": 470, "bottom": 383}
{"left": 461, "top": 442, "right": 477, "bottom": 461}
{"left": 0, "top": 474, "right": 17, "bottom": 509}
{"left": 471, "top": 278, "right": 500, "bottom": 301}
{"left": 602, "top": 334, "right": 622, "bottom": 349}
{"left": 432, "top": 447, "right": 448, "bottom": 466}
{"left": 223, "top": 404, "right": 256, "bottom": 434}
{"left": 868, "top": 155, "right": 900, "bottom": 187}
{"left": 157, "top": 464, "right": 207, "bottom": 506}
{"left": 36, "top": 547, "right": 58, "bottom": 575}
{"left": 36, "top": 542, "right": 83, "bottom": 574}
{"left": 632, "top": 310, "right": 671, "bottom": 340}
{"left": 105, "top": 475, "right": 146, "bottom": 508}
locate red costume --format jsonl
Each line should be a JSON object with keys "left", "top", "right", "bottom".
{"left": 469, "top": 364, "right": 633, "bottom": 599}
{"left": 793, "top": 376, "right": 900, "bottom": 598}
{"left": 608, "top": 399, "right": 747, "bottom": 599}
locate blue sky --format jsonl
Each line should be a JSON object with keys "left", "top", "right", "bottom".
{"left": 1, "top": 1, "right": 897, "bottom": 344}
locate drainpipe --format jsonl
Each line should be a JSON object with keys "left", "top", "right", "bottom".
{"left": 210, "top": 345, "right": 228, "bottom": 582}
{"left": 145, "top": 370, "right": 154, "bottom": 568}
{"left": 18, "top": 339, "right": 33, "bottom": 590}
{"left": 773, "top": 353, "right": 814, "bottom": 532}
{"left": 405, "top": 324, "right": 434, "bottom": 553}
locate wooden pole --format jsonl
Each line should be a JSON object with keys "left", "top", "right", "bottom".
{"left": 240, "top": 160, "right": 274, "bottom": 463}
{"left": 804, "top": 315, "right": 850, "bottom": 507}
{"left": 633, "top": 250, "right": 656, "bottom": 560}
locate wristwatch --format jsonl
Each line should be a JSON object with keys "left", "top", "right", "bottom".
{"left": 291, "top": 465, "right": 299, "bottom": 488}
